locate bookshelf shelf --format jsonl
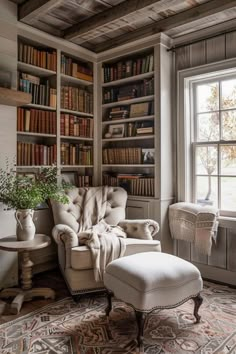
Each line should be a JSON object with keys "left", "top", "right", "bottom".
{"left": 18, "top": 62, "right": 56, "bottom": 77}
{"left": 22, "top": 103, "right": 56, "bottom": 111}
{"left": 102, "top": 135, "right": 154, "bottom": 142}
{"left": 102, "top": 95, "right": 154, "bottom": 108}
{"left": 61, "top": 136, "right": 93, "bottom": 141}
{"left": 102, "top": 115, "right": 154, "bottom": 125}
{"left": 102, "top": 71, "right": 154, "bottom": 87}
{"left": 61, "top": 165, "right": 94, "bottom": 169}
{"left": 17, "top": 165, "right": 52, "bottom": 169}
{"left": 17, "top": 132, "right": 56, "bottom": 138}
{"left": 61, "top": 73, "right": 93, "bottom": 86}
{"left": 60, "top": 108, "right": 93, "bottom": 118}
{"left": 102, "top": 164, "right": 154, "bottom": 168}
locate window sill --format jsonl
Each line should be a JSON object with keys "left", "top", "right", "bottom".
{"left": 218, "top": 216, "right": 236, "bottom": 229}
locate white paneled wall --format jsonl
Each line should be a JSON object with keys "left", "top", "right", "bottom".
{"left": 175, "top": 33, "right": 236, "bottom": 286}
{"left": 0, "top": 0, "right": 18, "bottom": 287}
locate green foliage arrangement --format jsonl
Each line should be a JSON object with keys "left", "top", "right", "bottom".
{"left": 0, "top": 164, "right": 69, "bottom": 210}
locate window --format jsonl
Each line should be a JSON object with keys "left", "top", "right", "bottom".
{"left": 177, "top": 59, "right": 236, "bottom": 217}
{"left": 193, "top": 78, "right": 236, "bottom": 214}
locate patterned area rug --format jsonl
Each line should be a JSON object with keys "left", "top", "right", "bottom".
{"left": 1, "top": 281, "right": 236, "bottom": 354}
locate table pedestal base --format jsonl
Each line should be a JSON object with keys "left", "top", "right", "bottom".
{"left": 0, "top": 287, "right": 55, "bottom": 314}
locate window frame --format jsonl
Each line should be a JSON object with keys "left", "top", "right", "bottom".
{"left": 177, "top": 57, "right": 236, "bottom": 218}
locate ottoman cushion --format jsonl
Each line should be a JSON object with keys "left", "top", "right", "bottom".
{"left": 104, "top": 252, "right": 203, "bottom": 312}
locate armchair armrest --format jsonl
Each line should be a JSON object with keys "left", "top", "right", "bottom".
{"left": 118, "top": 219, "right": 160, "bottom": 240}
{"left": 52, "top": 224, "right": 79, "bottom": 269}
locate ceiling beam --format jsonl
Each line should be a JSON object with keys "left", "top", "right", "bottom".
{"left": 64, "top": 0, "right": 162, "bottom": 40}
{"left": 94, "top": 0, "right": 236, "bottom": 52}
{"left": 19, "top": 0, "right": 59, "bottom": 23}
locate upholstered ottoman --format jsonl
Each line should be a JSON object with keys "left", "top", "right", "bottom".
{"left": 104, "top": 252, "right": 203, "bottom": 347}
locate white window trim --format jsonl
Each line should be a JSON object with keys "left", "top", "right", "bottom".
{"left": 177, "top": 57, "right": 236, "bottom": 228}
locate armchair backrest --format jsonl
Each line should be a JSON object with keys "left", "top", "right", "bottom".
{"left": 50, "top": 186, "right": 127, "bottom": 233}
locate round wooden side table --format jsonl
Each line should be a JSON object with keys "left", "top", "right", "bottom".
{"left": 0, "top": 234, "right": 55, "bottom": 314}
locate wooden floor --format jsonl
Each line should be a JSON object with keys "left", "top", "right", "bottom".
{"left": 0, "top": 268, "right": 70, "bottom": 325}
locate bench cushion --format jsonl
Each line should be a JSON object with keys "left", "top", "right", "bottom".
{"left": 104, "top": 252, "right": 203, "bottom": 311}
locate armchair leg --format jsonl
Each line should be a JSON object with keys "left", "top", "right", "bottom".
{"left": 105, "top": 289, "right": 113, "bottom": 317}
{"left": 73, "top": 295, "right": 81, "bottom": 303}
{"left": 192, "top": 293, "right": 203, "bottom": 323}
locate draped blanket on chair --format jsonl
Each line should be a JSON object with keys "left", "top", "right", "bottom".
{"left": 169, "top": 202, "right": 219, "bottom": 256}
{"left": 77, "top": 186, "right": 127, "bottom": 281}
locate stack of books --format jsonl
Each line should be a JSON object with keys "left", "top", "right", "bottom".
{"left": 61, "top": 54, "right": 93, "bottom": 82}
{"left": 108, "top": 106, "right": 129, "bottom": 120}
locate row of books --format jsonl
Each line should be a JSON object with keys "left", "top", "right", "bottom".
{"left": 103, "top": 174, "right": 154, "bottom": 196}
{"left": 17, "top": 108, "right": 56, "bottom": 135}
{"left": 61, "top": 54, "right": 93, "bottom": 82}
{"left": 17, "top": 142, "right": 57, "bottom": 166}
{"left": 19, "top": 73, "right": 57, "bottom": 107}
{"left": 61, "top": 86, "right": 93, "bottom": 114}
{"left": 61, "top": 173, "right": 93, "bottom": 188}
{"left": 60, "top": 114, "right": 93, "bottom": 138}
{"left": 103, "top": 53, "right": 154, "bottom": 83}
{"left": 18, "top": 42, "right": 57, "bottom": 71}
{"left": 103, "top": 147, "right": 155, "bottom": 164}
{"left": 103, "top": 78, "right": 154, "bottom": 104}
{"left": 61, "top": 143, "right": 93, "bottom": 166}
{"left": 103, "top": 147, "right": 142, "bottom": 165}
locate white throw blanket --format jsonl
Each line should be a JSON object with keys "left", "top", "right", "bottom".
{"left": 77, "top": 186, "right": 127, "bottom": 281}
{"left": 169, "top": 202, "right": 219, "bottom": 256}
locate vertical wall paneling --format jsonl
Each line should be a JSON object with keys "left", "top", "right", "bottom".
{"left": 206, "top": 35, "right": 226, "bottom": 64}
{"left": 208, "top": 227, "right": 227, "bottom": 269}
{"left": 0, "top": 0, "right": 18, "bottom": 287}
{"left": 226, "top": 31, "right": 236, "bottom": 59}
{"left": 175, "top": 46, "right": 191, "bottom": 71}
{"left": 190, "top": 41, "right": 206, "bottom": 68}
{"left": 175, "top": 32, "right": 236, "bottom": 285}
{"left": 191, "top": 244, "right": 208, "bottom": 264}
{"left": 227, "top": 228, "right": 236, "bottom": 272}
{"left": 177, "top": 240, "right": 191, "bottom": 261}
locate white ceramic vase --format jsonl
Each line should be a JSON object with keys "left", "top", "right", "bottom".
{"left": 15, "top": 209, "right": 36, "bottom": 241}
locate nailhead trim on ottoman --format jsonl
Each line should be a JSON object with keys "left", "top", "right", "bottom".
{"left": 104, "top": 252, "right": 203, "bottom": 349}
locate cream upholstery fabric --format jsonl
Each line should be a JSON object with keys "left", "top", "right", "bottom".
{"left": 51, "top": 186, "right": 127, "bottom": 233}
{"left": 71, "top": 238, "right": 161, "bottom": 270}
{"left": 104, "top": 252, "right": 203, "bottom": 311}
{"left": 51, "top": 186, "right": 161, "bottom": 295}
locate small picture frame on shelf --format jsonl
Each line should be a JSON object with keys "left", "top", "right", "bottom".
{"left": 109, "top": 124, "right": 125, "bottom": 138}
{"left": 130, "top": 102, "right": 150, "bottom": 118}
{"left": 142, "top": 148, "right": 155, "bottom": 164}
{"left": 61, "top": 172, "right": 76, "bottom": 186}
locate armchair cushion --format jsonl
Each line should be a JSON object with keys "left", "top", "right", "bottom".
{"left": 118, "top": 219, "right": 159, "bottom": 240}
{"left": 71, "top": 238, "right": 161, "bottom": 270}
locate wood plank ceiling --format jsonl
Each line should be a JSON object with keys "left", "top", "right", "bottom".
{"left": 11, "top": 0, "right": 236, "bottom": 52}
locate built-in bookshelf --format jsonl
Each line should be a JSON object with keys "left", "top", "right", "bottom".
{"left": 17, "top": 37, "right": 94, "bottom": 187}
{"left": 101, "top": 50, "right": 155, "bottom": 197}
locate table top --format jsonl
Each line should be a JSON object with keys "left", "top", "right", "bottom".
{"left": 0, "top": 234, "right": 51, "bottom": 252}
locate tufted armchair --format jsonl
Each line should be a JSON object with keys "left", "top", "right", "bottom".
{"left": 50, "top": 186, "right": 161, "bottom": 297}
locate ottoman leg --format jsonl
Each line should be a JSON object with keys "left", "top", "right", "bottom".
{"left": 135, "top": 311, "right": 146, "bottom": 348}
{"left": 192, "top": 294, "right": 203, "bottom": 323}
{"left": 105, "top": 289, "right": 113, "bottom": 317}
